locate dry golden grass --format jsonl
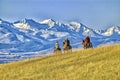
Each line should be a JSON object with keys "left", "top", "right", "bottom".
{"left": 0, "top": 44, "right": 120, "bottom": 80}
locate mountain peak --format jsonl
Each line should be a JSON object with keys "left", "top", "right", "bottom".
{"left": 106, "top": 26, "right": 120, "bottom": 32}
{"left": 13, "top": 18, "right": 32, "bottom": 30}
{"left": 21, "top": 18, "right": 27, "bottom": 23}
{"left": 20, "top": 18, "right": 35, "bottom": 23}
{"left": 109, "top": 26, "right": 120, "bottom": 30}
{"left": 40, "top": 19, "right": 56, "bottom": 27}
{"left": 102, "top": 26, "right": 120, "bottom": 36}
{"left": 69, "top": 21, "right": 81, "bottom": 28}
{"left": 67, "top": 21, "right": 81, "bottom": 32}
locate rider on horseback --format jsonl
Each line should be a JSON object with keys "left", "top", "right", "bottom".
{"left": 54, "top": 41, "right": 61, "bottom": 54}
{"left": 63, "top": 37, "right": 72, "bottom": 53}
{"left": 83, "top": 36, "right": 93, "bottom": 49}
{"left": 84, "top": 36, "right": 90, "bottom": 44}
{"left": 55, "top": 41, "right": 60, "bottom": 49}
{"left": 65, "top": 37, "right": 70, "bottom": 46}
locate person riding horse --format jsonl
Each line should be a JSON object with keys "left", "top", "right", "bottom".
{"left": 55, "top": 41, "right": 59, "bottom": 49}
{"left": 54, "top": 41, "right": 61, "bottom": 54}
{"left": 82, "top": 36, "right": 93, "bottom": 49}
{"left": 63, "top": 38, "right": 72, "bottom": 53}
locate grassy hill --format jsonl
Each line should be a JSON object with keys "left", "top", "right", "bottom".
{"left": 0, "top": 44, "right": 120, "bottom": 80}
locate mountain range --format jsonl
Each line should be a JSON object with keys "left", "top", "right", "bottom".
{"left": 0, "top": 18, "right": 120, "bottom": 63}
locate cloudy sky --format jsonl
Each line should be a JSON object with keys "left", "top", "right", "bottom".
{"left": 0, "top": 0, "right": 120, "bottom": 29}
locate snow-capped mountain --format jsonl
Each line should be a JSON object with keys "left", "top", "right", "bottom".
{"left": 95, "top": 26, "right": 120, "bottom": 36}
{"left": 14, "top": 18, "right": 49, "bottom": 30}
{"left": 67, "top": 21, "right": 103, "bottom": 37}
{"left": 0, "top": 19, "right": 51, "bottom": 53}
{"left": 102, "top": 26, "right": 120, "bottom": 36}
{"left": 40, "top": 19, "right": 56, "bottom": 27}
{"left": 0, "top": 18, "right": 120, "bottom": 63}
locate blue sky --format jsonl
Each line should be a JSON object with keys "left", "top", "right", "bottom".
{"left": 0, "top": 0, "right": 120, "bottom": 29}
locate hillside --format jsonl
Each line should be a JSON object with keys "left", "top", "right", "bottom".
{"left": 0, "top": 44, "right": 120, "bottom": 80}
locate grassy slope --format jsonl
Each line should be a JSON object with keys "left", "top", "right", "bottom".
{"left": 0, "top": 44, "right": 120, "bottom": 80}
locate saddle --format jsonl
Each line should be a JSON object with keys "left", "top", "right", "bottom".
{"left": 82, "top": 41, "right": 93, "bottom": 49}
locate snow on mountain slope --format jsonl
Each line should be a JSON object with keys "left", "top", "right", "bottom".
{"left": 14, "top": 18, "right": 49, "bottom": 30}
{"left": 1, "top": 18, "right": 120, "bottom": 50}
{"left": 67, "top": 22, "right": 103, "bottom": 37}
{"left": 40, "top": 30, "right": 69, "bottom": 40}
{"left": 68, "top": 21, "right": 81, "bottom": 32}
{"left": 0, "top": 18, "right": 120, "bottom": 64}
{"left": 13, "top": 22, "right": 30, "bottom": 30}
{"left": 0, "top": 19, "right": 20, "bottom": 44}
{"left": 102, "top": 26, "right": 120, "bottom": 36}
{"left": 0, "top": 19, "right": 50, "bottom": 53}
{"left": 14, "top": 19, "right": 102, "bottom": 38}
{"left": 40, "top": 19, "right": 55, "bottom": 27}
{"left": 94, "top": 29, "right": 105, "bottom": 35}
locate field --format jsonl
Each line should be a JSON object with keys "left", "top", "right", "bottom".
{"left": 0, "top": 44, "right": 120, "bottom": 80}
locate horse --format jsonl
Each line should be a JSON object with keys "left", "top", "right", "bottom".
{"left": 82, "top": 40, "right": 93, "bottom": 49}
{"left": 54, "top": 47, "right": 62, "bottom": 54}
{"left": 63, "top": 41, "right": 72, "bottom": 53}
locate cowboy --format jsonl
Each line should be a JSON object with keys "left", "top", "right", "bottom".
{"left": 84, "top": 36, "right": 90, "bottom": 43}
{"left": 55, "top": 41, "right": 60, "bottom": 49}
{"left": 54, "top": 41, "right": 62, "bottom": 54}
{"left": 65, "top": 37, "right": 70, "bottom": 46}
{"left": 83, "top": 36, "right": 93, "bottom": 49}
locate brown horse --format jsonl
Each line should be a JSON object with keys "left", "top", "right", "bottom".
{"left": 63, "top": 41, "right": 72, "bottom": 53}
{"left": 82, "top": 40, "right": 93, "bottom": 49}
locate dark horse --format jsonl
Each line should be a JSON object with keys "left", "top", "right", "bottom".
{"left": 82, "top": 40, "right": 93, "bottom": 49}
{"left": 63, "top": 41, "right": 72, "bottom": 53}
